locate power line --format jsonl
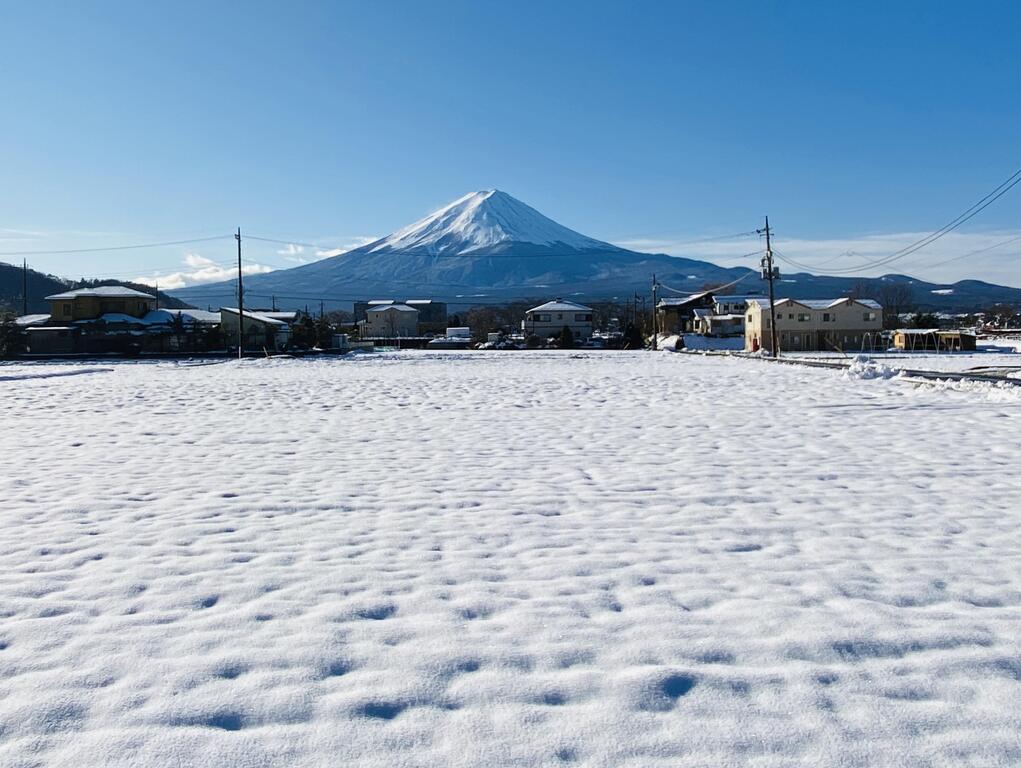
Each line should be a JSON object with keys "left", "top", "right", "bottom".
{"left": 0, "top": 234, "right": 232, "bottom": 257}
{"left": 906, "top": 233, "right": 1021, "bottom": 270}
{"left": 775, "top": 167, "right": 1021, "bottom": 275}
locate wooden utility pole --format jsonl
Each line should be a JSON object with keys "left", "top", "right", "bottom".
{"left": 236, "top": 227, "right": 244, "bottom": 359}
{"left": 22, "top": 259, "right": 28, "bottom": 316}
{"left": 651, "top": 274, "right": 659, "bottom": 350}
{"left": 154, "top": 279, "right": 159, "bottom": 311}
{"left": 757, "top": 216, "right": 780, "bottom": 357}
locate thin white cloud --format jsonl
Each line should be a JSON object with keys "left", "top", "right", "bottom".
{"left": 133, "top": 253, "right": 273, "bottom": 290}
{"left": 315, "top": 236, "right": 377, "bottom": 259}
{"left": 619, "top": 230, "right": 1021, "bottom": 286}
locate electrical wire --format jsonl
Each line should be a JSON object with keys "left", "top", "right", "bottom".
{"left": 772, "top": 167, "right": 1021, "bottom": 275}
{"left": 0, "top": 234, "right": 232, "bottom": 257}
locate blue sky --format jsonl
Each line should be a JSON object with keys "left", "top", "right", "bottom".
{"left": 1, "top": 1, "right": 1019, "bottom": 287}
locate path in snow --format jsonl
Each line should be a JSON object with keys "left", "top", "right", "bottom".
{"left": 1, "top": 352, "right": 1020, "bottom": 767}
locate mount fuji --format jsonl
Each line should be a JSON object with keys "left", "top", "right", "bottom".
{"left": 172, "top": 190, "right": 1021, "bottom": 311}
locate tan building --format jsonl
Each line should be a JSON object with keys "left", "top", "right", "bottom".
{"left": 360, "top": 304, "right": 420, "bottom": 338}
{"left": 745, "top": 298, "right": 883, "bottom": 353}
{"left": 893, "top": 329, "right": 976, "bottom": 352}
{"left": 46, "top": 286, "right": 156, "bottom": 323}
{"left": 220, "top": 308, "right": 290, "bottom": 351}
{"left": 522, "top": 299, "right": 594, "bottom": 340}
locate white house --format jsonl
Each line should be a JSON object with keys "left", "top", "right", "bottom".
{"left": 359, "top": 304, "right": 419, "bottom": 337}
{"left": 522, "top": 299, "right": 594, "bottom": 340}
{"left": 745, "top": 298, "right": 883, "bottom": 353}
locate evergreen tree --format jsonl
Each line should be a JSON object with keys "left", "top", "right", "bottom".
{"left": 0, "top": 313, "right": 26, "bottom": 358}
{"left": 558, "top": 325, "right": 575, "bottom": 349}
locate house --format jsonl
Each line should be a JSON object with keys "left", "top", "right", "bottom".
{"left": 692, "top": 310, "right": 745, "bottom": 337}
{"left": 355, "top": 299, "right": 447, "bottom": 334}
{"left": 745, "top": 298, "right": 883, "bottom": 353}
{"left": 893, "top": 329, "right": 977, "bottom": 352}
{"left": 45, "top": 286, "right": 156, "bottom": 323}
{"left": 656, "top": 292, "right": 716, "bottom": 334}
{"left": 522, "top": 299, "right": 594, "bottom": 341}
{"left": 220, "top": 308, "right": 290, "bottom": 351}
{"left": 712, "top": 295, "right": 767, "bottom": 315}
{"left": 359, "top": 304, "right": 420, "bottom": 338}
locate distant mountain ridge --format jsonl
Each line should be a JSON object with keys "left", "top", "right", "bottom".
{"left": 0, "top": 263, "right": 192, "bottom": 314}
{"left": 170, "top": 190, "right": 1021, "bottom": 312}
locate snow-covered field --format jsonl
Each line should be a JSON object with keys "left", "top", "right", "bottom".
{"left": 2, "top": 352, "right": 1021, "bottom": 767}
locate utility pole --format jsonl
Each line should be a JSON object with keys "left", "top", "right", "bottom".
{"left": 22, "top": 259, "right": 28, "bottom": 316}
{"left": 757, "top": 216, "right": 780, "bottom": 357}
{"left": 272, "top": 295, "right": 277, "bottom": 311}
{"left": 320, "top": 300, "right": 325, "bottom": 319}
{"left": 236, "top": 227, "right": 244, "bottom": 359}
{"left": 155, "top": 279, "right": 159, "bottom": 311}
{"left": 651, "top": 274, "right": 659, "bottom": 350}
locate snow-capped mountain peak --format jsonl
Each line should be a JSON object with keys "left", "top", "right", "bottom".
{"left": 367, "top": 189, "right": 619, "bottom": 255}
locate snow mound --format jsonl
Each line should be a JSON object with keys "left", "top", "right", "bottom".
{"left": 845, "top": 355, "right": 899, "bottom": 380}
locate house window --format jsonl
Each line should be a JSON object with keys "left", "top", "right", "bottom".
{"left": 62, "top": 303, "right": 71, "bottom": 316}
{"left": 575, "top": 313, "right": 591, "bottom": 321}
{"left": 556, "top": 314, "right": 563, "bottom": 320}
{"left": 788, "top": 313, "right": 794, "bottom": 320}
{"left": 864, "top": 311, "right": 877, "bottom": 321}
{"left": 823, "top": 313, "right": 832, "bottom": 322}
{"left": 797, "top": 313, "right": 809, "bottom": 322}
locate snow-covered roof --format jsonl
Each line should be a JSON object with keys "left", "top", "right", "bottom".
{"left": 220, "top": 308, "right": 286, "bottom": 326}
{"left": 714, "top": 295, "right": 766, "bottom": 305}
{"left": 15, "top": 314, "right": 50, "bottom": 326}
{"left": 405, "top": 299, "right": 438, "bottom": 305}
{"left": 527, "top": 299, "right": 593, "bottom": 313}
{"left": 747, "top": 297, "right": 882, "bottom": 311}
{"left": 657, "top": 291, "right": 712, "bottom": 308}
{"left": 368, "top": 304, "right": 418, "bottom": 314}
{"left": 710, "top": 314, "right": 745, "bottom": 321}
{"left": 45, "top": 285, "right": 155, "bottom": 301}
{"left": 70, "top": 309, "right": 221, "bottom": 327}
{"left": 253, "top": 311, "right": 298, "bottom": 322}
{"left": 692, "top": 308, "right": 712, "bottom": 318}
{"left": 160, "top": 309, "right": 221, "bottom": 324}
{"left": 896, "top": 328, "right": 975, "bottom": 335}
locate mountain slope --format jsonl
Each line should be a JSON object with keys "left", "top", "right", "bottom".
{"left": 171, "top": 190, "right": 1021, "bottom": 312}
{"left": 0, "top": 263, "right": 193, "bottom": 314}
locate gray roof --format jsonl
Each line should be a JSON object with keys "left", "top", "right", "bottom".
{"left": 45, "top": 285, "right": 156, "bottom": 301}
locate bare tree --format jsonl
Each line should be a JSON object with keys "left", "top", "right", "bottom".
{"left": 876, "top": 283, "right": 915, "bottom": 328}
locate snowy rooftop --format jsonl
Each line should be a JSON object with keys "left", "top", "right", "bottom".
{"left": 45, "top": 285, "right": 156, "bottom": 300}
{"left": 14, "top": 313, "right": 50, "bottom": 326}
{"left": 367, "top": 304, "right": 418, "bottom": 314}
{"left": 747, "top": 297, "right": 882, "bottom": 310}
{"left": 71, "top": 309, "right": 221, "bottom": 326}
{"left": 220, "top": 307, "right": 286, "bottom": 326}
{"left": 527, "top": 299, "right": 593, "bottom": 313}
{"left": 657, "top": 291, "right": 712, "bottom": 308}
